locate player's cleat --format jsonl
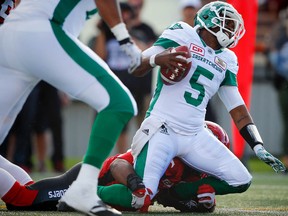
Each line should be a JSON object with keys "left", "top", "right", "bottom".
{"left": 197, "top": 184, "right": 216, "bottom": 210}
{"left": 57, "top": 181, "right": 121, "bottom": 216}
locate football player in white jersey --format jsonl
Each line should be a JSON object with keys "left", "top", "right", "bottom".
{"left": 129, "top": 1, "right": 286, "bottom": 210}
{"left": 0, "top": 0, "right": 185, "bottom": 215}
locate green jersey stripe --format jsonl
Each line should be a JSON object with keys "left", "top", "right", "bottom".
{"left": 154, "top": 38, "right": 180, "bottom": 49}
{"left": 51, "top": 0, "right": 80, "bottom": 25}
{"left": 221, "top": 69, "right": 237, "bottom": 86}
{"left": 50, "top": 21, "right": 135, "bottom": 112}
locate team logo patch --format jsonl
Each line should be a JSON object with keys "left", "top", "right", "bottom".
{"left": 208, "top": 48, "right": 213, "bottom": 55}
{"left": 214, "top": 56, "right": 227, "bottom": 70}
{"left": 168, "top": 23, "right": 183, "bottom": 30}
{"left": 190, "top": 43, "right": 205, "bottom": 56}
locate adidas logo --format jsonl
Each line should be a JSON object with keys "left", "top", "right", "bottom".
{"left": 142, "top": 129, "right": 149, "bottom": 135}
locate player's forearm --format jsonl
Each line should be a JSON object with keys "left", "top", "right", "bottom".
{"left": 110, "top": 159, "right": 134, "bottom": 186}
{"left": 95, "top": 0, "right": 123, "bottom": 28}
{"left": 132, "top": 56, "right": 153, "bottom": 77}
{"left": 110, "top": 159, "right": 145, "bottom": 193}
{"left": 230, "top": 105, "right": 264, "bottom": 149}
{"left": 230, "top": 105, "right": 253, "bottom": 130}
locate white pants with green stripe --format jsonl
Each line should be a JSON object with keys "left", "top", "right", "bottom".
{"left": 133, "top": 116, "right": 252, "bottom": 199}
{"left": 0, "top": 19, "right": 137, "bottom": 144}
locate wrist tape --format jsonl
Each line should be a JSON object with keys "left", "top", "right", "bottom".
{"left": 240, "top": 123, "right": 263, "bottom": 149}
{"left": 111, "top": 23, "right": 130, "bottom": 42}
{"left": 127, "top": 173, "right": 145, "bottom": 192}
{"left": 149, "top": 54, "right": 157, "bottom": 67}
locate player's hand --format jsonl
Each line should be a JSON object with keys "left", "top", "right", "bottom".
{"left": 119, "top": 38, "right": 142, "bottom": 74}
{"left": 155, "top": 48, "right": 189, "bottom": 71}
{"left": 254, "top": 145, "right": 286, "bottom": 173}
{"left": 131, "top": 188, "right": 152, "bottom": 212}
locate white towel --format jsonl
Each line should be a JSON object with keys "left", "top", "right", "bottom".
{"left": 131, "top": 116, "right": 164, "bottom": 159}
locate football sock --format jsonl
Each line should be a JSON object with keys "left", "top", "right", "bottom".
{"left": 172, "top": 176, "right": 251, "bottom": 199}
{"left": 0, "top": 155, "right": 33, "bottom": 185}
{"left": 98, "top": 184, "right": 133, "bottom": 209}
{"left": 83, "top": 111, "right": 133, "bottom": 168}
{"left": 0, "top": 168, "right": 17, "bottom": 197}
{"left": 2, "top": 181, "right": 38, "bottom": 206}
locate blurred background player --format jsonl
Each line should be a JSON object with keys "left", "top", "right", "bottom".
{"left": 267, "top": 7, "right": 288, "bottom": 170}
{"left": 32, "top": 81, "right": 68, "bottom": 172}
{"left": 179, "top": 0, "right": 202, "bottom": 27}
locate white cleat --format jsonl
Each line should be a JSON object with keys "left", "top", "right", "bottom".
{"left": 57, "top": 181, "right": 121, "bottom": 216}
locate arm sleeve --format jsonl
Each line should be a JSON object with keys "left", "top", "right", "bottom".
{"left": 142, "top": 46, "right": 165, "bottom": 58}
{"left": 218, "top": 86, "right": 245, "bottom": 112}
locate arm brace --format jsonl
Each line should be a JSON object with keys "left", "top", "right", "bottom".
{"left": 240, "top": 123, "right": 263, "bottom": 149}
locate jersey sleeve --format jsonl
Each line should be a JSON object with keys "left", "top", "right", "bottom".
{"left": 99, "top": 154, "right": 120, "bottom": 180}
{"left": 220, "top": 50, "right": 239, "bottom": 87}
{"left": 154, "top": 21, "right": 194, "bottom": 49}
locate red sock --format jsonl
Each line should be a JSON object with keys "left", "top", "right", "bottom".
{"left": 2, "top": 182, "right": 38, "bottom": 206}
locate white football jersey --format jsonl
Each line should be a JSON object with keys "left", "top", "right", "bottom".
{"left": 4, "top": 0, "right": 96, "bottom": 37}
{"left": 0, "top": 0, "right": 14, "bottom": 24}
{"left": 147, "top": 21, "right": 239, "bottom": 135}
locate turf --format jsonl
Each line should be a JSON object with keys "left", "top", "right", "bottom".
{"left": 0, "top": 159, "right": 287, "bottom": 216}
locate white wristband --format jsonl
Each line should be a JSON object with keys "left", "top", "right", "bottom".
{"left": 149, "top": 54, "right": 157, "bottom": 67}
{"left": 253, "top": 144, "right": 263, "bottom": 154}
{"left": 111, "top": 23, "right": 130, "bottom": 41}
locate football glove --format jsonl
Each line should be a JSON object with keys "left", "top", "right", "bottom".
{"left": 254, "top": 145, "right": 286, "bottom": 173}
{"left": 131, "top": 188, "right": 152, "bottom": 212}
{"left": 119, "top": 38, "right": 142, "bottom": 74}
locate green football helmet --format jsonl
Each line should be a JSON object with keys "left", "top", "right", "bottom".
{"left": 194, "top": 1, "right": 245, "bottom": 48}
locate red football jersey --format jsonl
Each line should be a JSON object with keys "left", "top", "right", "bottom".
{"left": 98, "top": 150, "right": 134, "bottom": 186}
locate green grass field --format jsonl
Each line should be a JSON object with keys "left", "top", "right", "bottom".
{"left": 0, "top": 158, "right": 287, "bottom": 216}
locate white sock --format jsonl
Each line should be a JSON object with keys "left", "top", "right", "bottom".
{"left": 0, "top": 168, "right": 17, "bottom": 198}
{"left": 76, "top": 163, "right": 100, "bottom": 184}
{"left": 0, "top": 155, "right": 32, "bottom": 185}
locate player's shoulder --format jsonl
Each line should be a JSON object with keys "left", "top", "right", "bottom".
{"left": 155, "top": 21, "right": 197, "bottom": 48}
{"left": 221, "top": 48, "right": 238, "bottom": 61}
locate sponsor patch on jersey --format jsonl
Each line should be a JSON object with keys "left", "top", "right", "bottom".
{"left": 214, "top": 56, "right": 227, "bottom": 70}
{"left": 190, "top": 43, "right": 205, "bottom": 56}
